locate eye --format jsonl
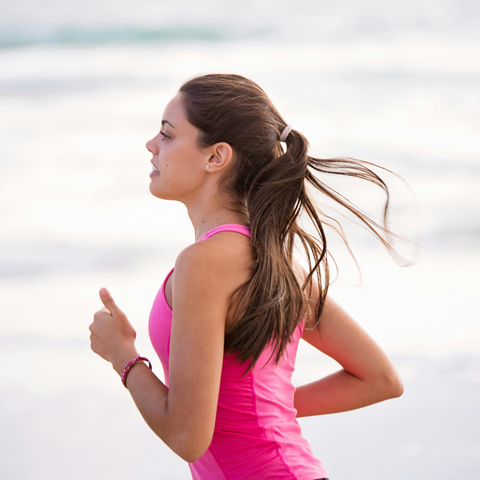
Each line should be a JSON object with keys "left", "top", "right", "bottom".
{"left": 160, "top": 131, "right": 170, "bottom": 141}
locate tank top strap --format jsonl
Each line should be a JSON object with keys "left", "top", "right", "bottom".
{"left": 196, "top": 223, "right": 251, "bottom": 242}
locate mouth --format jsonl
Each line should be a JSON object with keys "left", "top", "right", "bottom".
{"left": 150, "top": 163, "right": 160, "bottom": 178}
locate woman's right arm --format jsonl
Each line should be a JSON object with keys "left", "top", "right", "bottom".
{"left": 98, "top": 241, "right": 235, "bottom": 463}
{"left": 293, "top": 264, "right": 404, "bottom": 418}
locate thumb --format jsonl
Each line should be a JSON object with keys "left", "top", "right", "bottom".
{"left": 99, "top": 287, "right": 120, "bottom": 315}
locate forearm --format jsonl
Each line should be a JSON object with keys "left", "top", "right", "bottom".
{"left": 90, "top": 288, "right": 212, "bottom": 463}
{"left": 294, "top": 368, "right": 403, "bottom": 418}
{"left": 111, "top": 356, "right": 186, "bottom": 458}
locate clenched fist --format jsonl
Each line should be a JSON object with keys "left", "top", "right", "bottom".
{"left": 89, "top": 288, "right": 138, "bottom": 374}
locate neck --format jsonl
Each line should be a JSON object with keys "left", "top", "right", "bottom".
{"left": 185, "top": 193, "right": 249, "bottom": 242}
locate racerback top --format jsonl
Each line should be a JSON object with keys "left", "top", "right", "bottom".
{"left": 148, "top": 223, "right": 328, "bottom": 480}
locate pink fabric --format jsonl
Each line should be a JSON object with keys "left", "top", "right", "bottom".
{"left": 148, "top": 224, "right": 328, "bottom": 479}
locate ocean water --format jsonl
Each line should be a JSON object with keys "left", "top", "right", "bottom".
{"left": 1, "top": 1, "right": 479, "bottom": 478}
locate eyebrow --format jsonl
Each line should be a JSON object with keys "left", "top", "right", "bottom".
{"left": 162, "top": 120, "right": 176, "bottom": 128}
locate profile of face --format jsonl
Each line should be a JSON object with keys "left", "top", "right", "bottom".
{"left": 146, "top": 93, "right": 233, "bottom": 204}
{"left": 146, "top": 93, "right": 205, "bottom": 202}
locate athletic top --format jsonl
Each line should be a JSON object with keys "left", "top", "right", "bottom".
{"left": 148, "top": 223, "right": 328, "bottom": 480}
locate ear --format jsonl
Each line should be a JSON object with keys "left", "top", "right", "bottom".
{"left": 207, "top": 142, "right": 234, "bottom": 171}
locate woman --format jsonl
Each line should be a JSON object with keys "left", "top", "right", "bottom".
{"left": 89, "top": 73, "right": 405, "bottom": 479}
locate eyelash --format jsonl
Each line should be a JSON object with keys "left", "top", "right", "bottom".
{"left": 160, "top": 131, "right": 170, "bottom": 141}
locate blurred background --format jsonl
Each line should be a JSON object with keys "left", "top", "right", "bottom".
{"left": 1, "top": 1, "right": 479, "bottom": 479}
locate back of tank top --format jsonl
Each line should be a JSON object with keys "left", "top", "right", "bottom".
{"left": 148, "top": 223, "right": 328, "bottom": 480}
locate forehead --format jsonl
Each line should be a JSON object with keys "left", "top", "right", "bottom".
{"left": 162, "top": 93, "right": 186, "bottom": 127}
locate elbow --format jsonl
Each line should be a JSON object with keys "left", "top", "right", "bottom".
{"left": 383, "top": 371, "right": 404, "bottom": 399}
{"left": 392, "top": 377, "right": 404, "bottom": 398}
{"left": 170, "top": 430, "right": 213, "bottom": 464}
{"left": 179, "top": 445, "right": 209, "bottom": 464}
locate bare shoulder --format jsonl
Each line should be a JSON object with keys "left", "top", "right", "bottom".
{"left": 173, "top": 232, "right": 254, "bottom": 318}
{"left": 176, "top": 231, "right": 253, "bottom": 276}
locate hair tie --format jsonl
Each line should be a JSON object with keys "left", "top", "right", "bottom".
{"left": 280, "top": 124, "right": 293, "bottom": 142}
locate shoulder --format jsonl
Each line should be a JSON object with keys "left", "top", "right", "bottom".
{"left": 173, "top": 232, "right": 253, "bottom": 303}
{"left": 177, "top": 231, "right": 251, "bottom": 271}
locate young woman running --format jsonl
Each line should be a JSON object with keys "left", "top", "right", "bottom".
{"left": 89, "top": 73, "right": 406, "bottom": 479}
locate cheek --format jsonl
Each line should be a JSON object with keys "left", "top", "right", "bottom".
{"left": 160, "top": 139, "right": 205, "bottom": 180}
{"left": 165, "top": 145, "right": 194, "bottom": 171}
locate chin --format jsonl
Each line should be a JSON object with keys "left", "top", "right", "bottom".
{"left": 149, "top": 183, "right": 162, "bottom": 199}
{"left": 150, "top": 182, "right": 174, "bottom": 201}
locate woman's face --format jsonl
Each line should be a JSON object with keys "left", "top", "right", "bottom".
{"left": 146, "top": 93, "right": 210, "bottom": 202}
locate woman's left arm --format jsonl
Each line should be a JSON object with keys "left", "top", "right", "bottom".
{"left": 291, "top": 262, "right": 404, "bottom": 418}
{"left": 89, "top": 241, "right": 233, "bottom": 463}
{"left": 294, "top": 293, "right": 404, "bottom": 418}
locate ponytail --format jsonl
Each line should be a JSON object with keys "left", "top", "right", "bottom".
{"left": 179, "top": 73, "right": 417, "bottom": 375}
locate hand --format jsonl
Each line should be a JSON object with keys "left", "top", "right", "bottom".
{"left": 89, "top": 288, "right": 138, "bottom": 374}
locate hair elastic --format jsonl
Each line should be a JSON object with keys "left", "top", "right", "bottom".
{"left": 280, "top": 124, "right": 293, "bottom": 142}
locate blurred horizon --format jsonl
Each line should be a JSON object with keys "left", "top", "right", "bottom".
{"left": 1, "top": 0, "right": 479, "bottom": 479}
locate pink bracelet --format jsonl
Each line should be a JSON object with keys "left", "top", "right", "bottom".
{"left": 121, "top": 355, "right": 152, "bottom": 388}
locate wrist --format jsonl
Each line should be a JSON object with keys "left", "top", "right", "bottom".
{"left": 112, "top": 346, "right": 139, "bottom": 376}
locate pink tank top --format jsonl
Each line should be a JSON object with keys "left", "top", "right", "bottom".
{"left": 148, "top": 224, "right": 328, "bottom": 480}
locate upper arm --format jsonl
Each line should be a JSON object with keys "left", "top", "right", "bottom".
{"left": 295, "top": 261, "right": 402, "bottom": 385}
{"left": 167, "top": 242, "right": 233, "bottom": 460}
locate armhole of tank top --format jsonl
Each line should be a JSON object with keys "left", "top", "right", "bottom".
{"left": 162, "top": 267, "right": 174, "bottom": 312}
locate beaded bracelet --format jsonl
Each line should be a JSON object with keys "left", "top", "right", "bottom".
{"left": 121, "top": 355, "right": 152, "bottom": 388}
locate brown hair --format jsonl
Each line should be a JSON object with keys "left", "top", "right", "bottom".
{"left": 179, "top": 73, "right": 415, "bottom": 374}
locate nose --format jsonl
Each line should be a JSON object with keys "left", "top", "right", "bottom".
{"left": 145, "top": 135, "right": 158, "bottom": 155}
